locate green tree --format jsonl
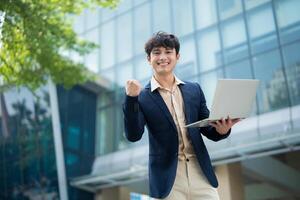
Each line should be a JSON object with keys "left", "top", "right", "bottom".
{"left": 0, "top": 0, "right": 118, "bottom": 91}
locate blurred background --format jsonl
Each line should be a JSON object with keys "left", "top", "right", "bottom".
{"left": 0, "top": 0, "right": 300, "bottom": 199}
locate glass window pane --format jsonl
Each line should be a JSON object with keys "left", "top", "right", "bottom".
{"left": 246, "top": 3, "right": 278, "bottom": 54}
{"left": 175, "top": 63, "right": 196, "bottom": 80}
{"left": 274, "top": 0, "right": 300, "bottom": 44}
{"left": 221, "top": 16, "right": 248, "bottom": 64}
{"left": 172, "top": 0, "right": 194, "bottom": 37}
{"left": 245, "top": 0, "right": 271, "bottom": 10}
{"left": 195, "top": 0, "right": 217, "bottom": 29}
{"left": 253, "top": 50, "right": 289, "bottom": 113}
{"left": 117, "top": 62, "right": 133, "bottom": 87}
{"left": 133, "top": 3, "right": 151, "bottom": 54}
{"left": 73, "top": 13, "right": 85, "bottom": 34}
{"left": 100, "top": 21, "right": 115, "bottom": 69}
{"left": 100, "top": 8, "right": 115, "bottom": 22}
{"left": 225, "top": 59, "right": 252, "bottom": 79}
{"left": 135, "top": 56, "right": 152, "bottom": 81}
{"left": 84, "top": 29, "right": 99, "bottom": 72}
{"left": 97, "top": 106, "right": 115, "bottom": 155}
{"left": 115, "top": 0, "right": 132, "bottom": 15}
{"left": 197, "top": 27, "right": 222, "bottom": 72}
{"left": 117, "top": 13, "right": 133, "bottom": 62}
{"left": 179, "top": 37, "right": 197, "bottom": 70}
{"left": 282, "top": 41, "right": 300, "bottom": 106}
{"left": 100, "top": 68, "right": 115, "bottom": 83}
{"left": 85, "top": 9, "right": 100, "bottom": 30}
{"left": 200, "top": 70, "right": 224, "bottom": 109}
{"left": 152, "top": 0, "right": 172, "bottom": 33}
{"left": 218, "top": 0, "right": 242, "bottom": 20}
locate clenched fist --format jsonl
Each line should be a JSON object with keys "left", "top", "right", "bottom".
{"left": 126, "top": 79, "right": 142, "bottom": 97}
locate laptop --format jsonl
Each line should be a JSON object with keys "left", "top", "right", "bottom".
{"left": 185, "top": 79, "right": 259, "bottom": 128}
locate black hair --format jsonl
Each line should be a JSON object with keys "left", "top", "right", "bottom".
{"left": 144, "top": 31, "right": 180, "bottom": 57}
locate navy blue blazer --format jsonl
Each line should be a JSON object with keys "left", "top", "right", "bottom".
{"left": 123, "top": 81, "right": 230, "bottom": 199}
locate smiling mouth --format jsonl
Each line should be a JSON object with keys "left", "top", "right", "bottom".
{"left": 158, "top": 62, "right": 170, "bottom": 66}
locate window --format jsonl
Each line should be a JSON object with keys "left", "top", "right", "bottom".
{"left": 282, "top": 41, "right": 300, "bottom": 106}
{"left": 152, "top": 0, "right": 172, "bottom": 33}
{"left": 172, "top": 0, "right": 194, "bottom": 37}
{"left": 253, "top": 50, "right": 289, "bottom": 113}
{"left": 195, "top": 0, "right": 217, "bottom": 29}
{"left": 221, "top": 16, "right": 249, "bottom": 64}
{"left": 199, "top": 70, "right": 224, "bottom": 109}
{"left": 133, "top": 3, "right": 151, "bottom": 54}
{"left": 117, "top": 13, "right": 133, "bottom": 62}
{"left": 274, "top": 0, "right": 300, "bottom": 44}
{"left": 246, "top": 3, "right": 278, "bottom": 54}
{"left": 100, "top": 21, "right": 115, "bottom": 69}
{"left": 197, "top": 27, "right": 222, "bottom": 72}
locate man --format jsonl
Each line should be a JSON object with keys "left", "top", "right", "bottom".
{"left": 123, "top": 32, "right": 240, "bottom": 200}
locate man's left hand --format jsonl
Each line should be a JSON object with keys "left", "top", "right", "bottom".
{"left": 209, "top": 117, "right": 241, "bottom": 135}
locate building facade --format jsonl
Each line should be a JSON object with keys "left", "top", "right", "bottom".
{"left": 1, "top": 0, "right": 300, "bottom": 199}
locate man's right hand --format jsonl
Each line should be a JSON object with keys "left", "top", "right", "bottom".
{"left": 126, "top": 79, "right": 142, "bottom": 97}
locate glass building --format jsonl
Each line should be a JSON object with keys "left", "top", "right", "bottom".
{"left": 1, "top": 0, "right": 300, "bottom": 199}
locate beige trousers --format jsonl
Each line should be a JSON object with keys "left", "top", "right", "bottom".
{"left": 154, "top": 158, "right": 220, "bottom": 200}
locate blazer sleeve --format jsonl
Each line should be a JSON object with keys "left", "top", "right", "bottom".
{"left": 123, "top": 95, "right": 146, "bottom": 142}
{"left": 196, "top": 83, "right": 231, "bottom": 142}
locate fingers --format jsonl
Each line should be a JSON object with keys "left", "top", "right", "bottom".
{"left": 126, "top": 79, "right": 142, "bottom": 97}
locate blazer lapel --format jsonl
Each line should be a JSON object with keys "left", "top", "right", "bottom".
{"left": 147, "top": 90, "right": 178, "bottom": 132}
{"left": 179, "top": 84, "right": 192, "bottom": 125}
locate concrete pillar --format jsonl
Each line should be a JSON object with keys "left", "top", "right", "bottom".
{"left": 216, "top": 162, "right": 245, "bottom": 200}
{"left": 95, "top": 187, "right": 131, "bottom": 200}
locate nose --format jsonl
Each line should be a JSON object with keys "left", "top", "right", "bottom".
{"left": 159, "top": 52, "right": 167, "bottom": 60}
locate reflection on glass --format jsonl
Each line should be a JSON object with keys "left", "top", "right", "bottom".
{"left": 246, "top": 3, "right": 278, "bottom": 54}
{"left": 175, "top": 63, "right": 195, "bottom": 80}
{"left": 172, "top": 0, "right": 194, "bottom": 37}
{"left": 117, "top": 13, "right": 133, "bottom": 62}
{"left": 73, "top": 12, "right": 85, "bottom": 34}
{"left": 100, "top": 21, "right": 115, "bottom": 69}
{"left": 221, "top": 16, "right": 248, "bottom": 64}
{"left": 98, "top": 106, "right": 115, "bottom": 155}
{"left": 245, "top": 0, "right": 270, "bottom": 10}
{"left": 85, "top": 29, "right": 99, "bottom": 72}
{"left": 135, "top": 55, "right": 152, "bottom": 81}
{"left": 152, "top": 0, "right": 172, "bottom": 33}
{"left": 117, "top": 62, "right": 133, "bottom": 87}
{"left": 116, "top": 0, "right": 132, "bottom": 14}
{"left": 200, "top": 70, "right": 224, "bottom": 109}
{"left": 218, "top": 0, "right": 242, "bottom": 20}
{"left": 85, "top": 8, "right": 100, "bottom": 30}
{"left": 282, "top": 42, "right": 300, "bottom": 106}
{"left": 197, "top": 27, "right": 222, "bottom": 72}
{"left": 253, "top": 50, "right": 289, "bottom": 113}
{"left": 0, "top": 87, "right": 59, "bottom": 199}
{"left": 180, "top": 37, "right": 197, "bottom": 67}
{"left": 101, "top": 68, "right": 115, "bottom": 83}
{"left": 274, "top": 0, "right": 300, "bottom": 44}
{"left": 225, "top": 59, "right": 252, "bottom": 79}
{"left": 134, "top": 3, "right": 151, "bottom": 54}
{"left": 195, "top": 0, "right": 217, "bottom": 29}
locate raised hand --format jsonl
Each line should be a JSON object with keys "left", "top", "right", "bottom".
{"left": 126, "top": 79, "right": 142, "bottom": 97}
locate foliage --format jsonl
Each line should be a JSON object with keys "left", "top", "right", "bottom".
{"left": 0, "top": 0, "right": 118, "bottom": 91}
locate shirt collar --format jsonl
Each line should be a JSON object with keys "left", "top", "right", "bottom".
{"left": 150, "top": 75, "right": 185, "bottom": 92}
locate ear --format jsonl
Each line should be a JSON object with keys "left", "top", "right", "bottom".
{"left": 176, "top": 53, "right": 180, "bottom": 60}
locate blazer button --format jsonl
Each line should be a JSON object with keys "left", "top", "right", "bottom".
{"left": 186, "top": 158, "right": 189, "bottom": 162}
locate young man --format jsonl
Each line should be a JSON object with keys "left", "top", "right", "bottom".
{"left": 123, "top": 32, "right": 240, "bottom": 200}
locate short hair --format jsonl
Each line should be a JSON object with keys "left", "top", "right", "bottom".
{"left": 144, "top": 32, "right": 180, "bottom": 57}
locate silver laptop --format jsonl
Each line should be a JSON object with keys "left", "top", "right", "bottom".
{"left": 185, "top": 79, "right": 259, "bottom": 128}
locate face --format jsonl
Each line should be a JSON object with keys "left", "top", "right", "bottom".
{"left": 147, "top": 46, "right": 180, "bottom": 76}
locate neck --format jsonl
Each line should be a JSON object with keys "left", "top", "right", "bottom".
{"left": 154, "top": 73, "right": 175, "bottom": 89}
